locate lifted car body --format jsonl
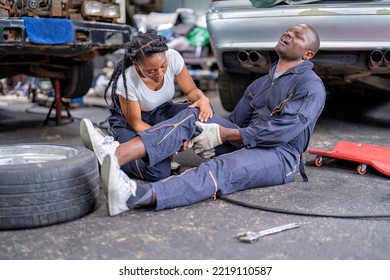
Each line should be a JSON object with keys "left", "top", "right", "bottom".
{"left": 206, "top": 0, "right": 390, "bottom": 111}
{"left": 0, "top": 0, "right": 132, "bottom": 98}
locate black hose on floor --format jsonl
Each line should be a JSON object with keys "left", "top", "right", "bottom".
{"left": 219, "top": 195, "right": 390, "bottom": 219}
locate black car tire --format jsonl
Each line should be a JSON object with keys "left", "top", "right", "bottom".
{"left": 218, "top": 71, "right": 252, "bottom": 112}
{"left": 61, "top": 60, "right": 94, "bottom": 99}
{"left": 0, "top": 144, "right": 99, "bottom": 230}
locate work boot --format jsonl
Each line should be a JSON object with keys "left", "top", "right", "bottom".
{"left": 101, "top": 154, "right": 137, "bottom": 216}
{"left": 80, "top": 118, "right": 119, "bottom": 165}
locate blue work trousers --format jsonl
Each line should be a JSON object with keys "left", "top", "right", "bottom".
{"left": 151, "top": 147, "right": 298, "bottom": 210}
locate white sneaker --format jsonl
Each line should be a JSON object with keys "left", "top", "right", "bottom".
{"left": 101, "top": 154, "right": 137, "bottom": 216}
{"left": 80, "top": 118, "right": 119, "bottom": 165}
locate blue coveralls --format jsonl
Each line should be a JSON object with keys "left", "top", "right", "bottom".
{"left": 131, "top": 60, "right": 326, "bottom": 210}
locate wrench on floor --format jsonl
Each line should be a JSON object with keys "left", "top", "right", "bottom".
{"left": 236, "top": 223, "right": 300, "bottom": 243}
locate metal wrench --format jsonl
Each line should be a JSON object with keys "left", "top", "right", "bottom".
{"left": 236, "top": 223, "right": 300, "bottom": 243}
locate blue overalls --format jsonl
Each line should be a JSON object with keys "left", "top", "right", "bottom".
{"left": 131, "top": 60, "right": 326, "bottom": 210}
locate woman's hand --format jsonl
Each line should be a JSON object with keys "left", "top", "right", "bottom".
{"left": 176, "top": 65, "right": 213, "bottom": 122}
{"left": 188, "top": 94, "right": 213, "bottom": 122}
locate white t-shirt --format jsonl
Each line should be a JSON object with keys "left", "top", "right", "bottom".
{"left": 116, "top": 49, "right": 185, "bottom": 112}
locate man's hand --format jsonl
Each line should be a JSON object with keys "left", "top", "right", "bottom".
{"left": 190, "top": 122, "right": 223, "bottom": 156}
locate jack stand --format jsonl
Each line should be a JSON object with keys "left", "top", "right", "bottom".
{"left": 43, "top": 79, "right": 73, "bottom": 126}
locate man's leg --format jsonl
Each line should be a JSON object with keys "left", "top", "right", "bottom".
{"left": 116, "top": 109, "right": 238, "bottom": 166}
{"left": 101, "top": 147, "right": 296, "bottom": 215}
{"left": 80, "top": 108, "right": 200, "bottom": 167}
{"left": 114, "top": 108, "right": 200, "bottom": 166}
{"left": 107, "top": 101, "right": 189, "bottom": 181}
{"left": 151, "top": 148, "right": 287, "bottom": 210}
{"left": 82, "top": 108, "right": 239, "bottom": 172}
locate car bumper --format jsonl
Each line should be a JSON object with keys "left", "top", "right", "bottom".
{"left": 207, "top": 1, "right": 390, "bottom": 69}
{"left": 0, "top": 19, "right": 131, "bottom": 58}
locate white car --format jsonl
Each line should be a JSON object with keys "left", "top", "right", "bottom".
{"left": 207, "top": 0, "right": 390, "bottom": 111}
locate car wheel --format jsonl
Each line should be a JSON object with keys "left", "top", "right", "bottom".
{"left": 218, "top": 71, "right": 252, "bottom": 111}
{"left": 61, "top": 60, "right": 94, "bottom": 99}
{"left": 0, "top": 144, "right": 99, "bottom": 230}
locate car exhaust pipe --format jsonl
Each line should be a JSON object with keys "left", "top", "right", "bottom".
{"left": 248, "top": 51, "right": 268, "bottom": 65}
{"left": 383, "top": 50, "right": 390, "bottom": 66}
{"left": 370, "top": 50, "right": 384, "bottom": 67}
{"left": 237, "top": 50, "right": 270, "bottom": 73}
{"left": 237, "top": 50, "right": 249, "bottom": 63}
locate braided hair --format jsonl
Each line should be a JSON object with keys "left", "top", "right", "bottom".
{"left": 104, "top": 29, "right": 168, "bottom": 113}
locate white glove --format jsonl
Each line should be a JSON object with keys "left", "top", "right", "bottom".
{"left": 191, "top": 121, "right": 222, "bottom": 154}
